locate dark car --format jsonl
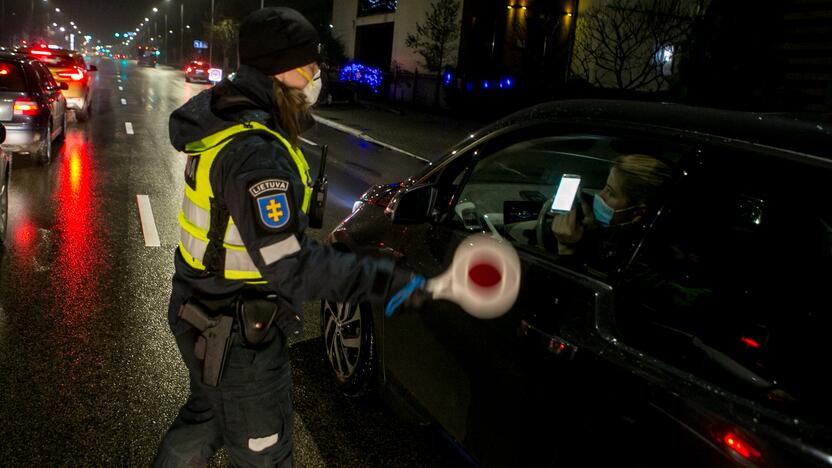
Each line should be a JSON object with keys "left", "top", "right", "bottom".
{"left": 184, "top": 60, "right": 210, "bottom": 83}
{"left": 137, "top": 46, "right": 158, "bottom": 67}
{"left": 322, "top": 100, "right": 832, "bottom": 467}
{"left": 0, "top": 123, "right": 10, "bottom": 245}
{"left": 0, "top": 52, "right": 67, "bottom": 164}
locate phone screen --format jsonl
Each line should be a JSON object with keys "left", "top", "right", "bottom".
{"left": 550, "top": 174, "right": 581, "bottom": 213}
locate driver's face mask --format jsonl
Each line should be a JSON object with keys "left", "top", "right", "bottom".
{"left": 593, "top": 194, "right": 641, "bottom": 226}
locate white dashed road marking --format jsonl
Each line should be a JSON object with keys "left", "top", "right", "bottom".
{"left": 121, "top": 98, "right": 127, "bottom": 105}
{"left": 125, "top": 122, "right": 134, "bottom": 134}
{"left": 136, "top": 195, "right": 161, "bottom": 247}
{"left": 118, "top": 86, "right": 123, "bottom": 91}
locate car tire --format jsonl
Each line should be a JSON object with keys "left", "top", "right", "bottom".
{"left": 321, "top": 299, "right": 376, "bottom": 397}
{"left": 0, "top": 162, "right": 9, "bottom": 246}
{"left": 57, "top": 114, "right": 67, "bottom": 141}
{"left": 185, "top": 76, "right": 191, "bottom": 83}
{"left": 36, "top": 124, "right": 52, "bottom": 166}
{"left": 76, "top": 104, "right": 90, "bottom": 122}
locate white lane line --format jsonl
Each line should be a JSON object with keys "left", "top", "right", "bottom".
{"left": 121, "top": 98, "right": 127, "bottom": 105}
{"left": 136, "top": 195, "right": 161, "bottom": 247}
{"left": 299, "top": 136, "right": 318, "bottom": 146}
{"left": 118, "top": 86, "right": 123, "bottom": 91}
{"left": 312, "top": 115, "right": 430, "bottom": 163}
{"left": 125, "top": 122, "right": 134, "bottom": 134}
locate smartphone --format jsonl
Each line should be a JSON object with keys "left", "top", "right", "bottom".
{"left": 550, "top": 174, "right": 581, "bottom": 214}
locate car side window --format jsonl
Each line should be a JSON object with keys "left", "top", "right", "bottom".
{"left": 448, "top": 133, "right": 683, "bottom": 279}
{"left": 617, "top": 151, "right": 832, "bottom": 423}
{"left": 33, "top": 62, "right": 56, "bottom": 92}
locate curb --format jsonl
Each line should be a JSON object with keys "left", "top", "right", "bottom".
{"left": 312, "top": 115, "right": 432, "bottom": 164}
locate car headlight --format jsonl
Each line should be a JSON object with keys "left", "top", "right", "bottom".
{"left": 352, "top": 200, "right": 364, "bottom": 213}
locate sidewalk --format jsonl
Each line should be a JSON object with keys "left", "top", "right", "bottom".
{"left": 313, "top": 100, "right": 487, "bottom": 163}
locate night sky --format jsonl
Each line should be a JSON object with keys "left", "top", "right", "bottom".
{"left": 3, "top": 0, "right": 207, "bottom": 43}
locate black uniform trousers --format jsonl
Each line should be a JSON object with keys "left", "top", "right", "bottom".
{"left": 153, "top": 276, "right": 294, "bottom": 468}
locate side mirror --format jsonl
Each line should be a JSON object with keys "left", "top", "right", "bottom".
{"left": 385, "top": 184, "right": 437, "bottom": 224}
{"left": 88, "top": 65, "right": 98, "bottom": 72}
{"left": 59, "top": 82, "right": 70, "bottom": 90}
{"left": 0, "top": 123, "right": 6, "bottom": 144}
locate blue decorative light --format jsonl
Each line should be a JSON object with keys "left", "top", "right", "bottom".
{"left": 466, "top": 81, "right": 473, "bottom": 91}
{"left": 340, "top": 62, "right": 383, "bottom": 91}
{"left": 443, "top": 71, "right": 453, "bottom": 86}
{"left": 498, "top": 77, "right": 514, "bottom": 89}
{"left": 483, "top": 80, "right": 490, "bottom": 89}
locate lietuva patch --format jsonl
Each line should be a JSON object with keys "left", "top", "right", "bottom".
{"left": 249, "top": 179, "right": 292, "bottom": 231}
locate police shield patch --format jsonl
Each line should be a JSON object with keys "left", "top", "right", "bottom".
{"left": 257, "top": 193, "right": 291, "bottom": 229}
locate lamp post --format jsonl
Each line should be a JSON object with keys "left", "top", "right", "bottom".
{"left": 209, "top": 0, "right": 214, "bottom": 66}
{"left": 179, "top": 2, "right": 184, "bottom": 65}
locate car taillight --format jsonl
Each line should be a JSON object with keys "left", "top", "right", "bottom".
{"left": 13, "top": 98, "right": 40, "bottom": 116}
{"left": 186, "top": 67, "right": 193, "bottom": 73}
{"left": 31, "top": 50, "right": 52, "bottom": 56}
{"left": 57, "top": 66, "right": 86, "bottom": 81}
{"left": 723, "top": 433, "right": 762, "bottom": 460}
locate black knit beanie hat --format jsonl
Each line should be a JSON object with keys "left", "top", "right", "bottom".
{"left": 238, "top": 7, "right": 320, "bottom": 75}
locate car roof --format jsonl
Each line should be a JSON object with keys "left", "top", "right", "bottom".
{"left": 481, "top": 99, "right": 832, "bottom": 160}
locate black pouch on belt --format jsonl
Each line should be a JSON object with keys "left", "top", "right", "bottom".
{"left": 236, "top": 295, "right": 280, "bottom": 347}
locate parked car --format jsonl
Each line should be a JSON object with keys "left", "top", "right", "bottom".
{"left": 0, "top": 51, "right": 67, "bottom": 164}
{"left": 0, "top": 123, "right": 10, "bottom": 245}
{"left": 19, "top": 45, "right": 97, "bottom": 121}
{"left": 185, "top": 60, "right": 210, "bottom": 83}
{"left": 322, "top": 100, "right": 832, "bottom": 467}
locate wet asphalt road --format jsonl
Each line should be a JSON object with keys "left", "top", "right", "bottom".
{"left": 0, "top": 59, "right": 464, "bottom": 466}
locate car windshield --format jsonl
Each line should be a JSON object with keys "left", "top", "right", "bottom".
{"left": 0, "top": 61, "right": 26, "bottom": 91}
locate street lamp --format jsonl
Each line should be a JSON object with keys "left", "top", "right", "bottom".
{"left": 209, "top": 0, "right": 215, "bottom": 66}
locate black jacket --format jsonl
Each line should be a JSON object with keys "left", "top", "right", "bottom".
{"left": 169, "top": 65, "right": 396, "bottom": 335}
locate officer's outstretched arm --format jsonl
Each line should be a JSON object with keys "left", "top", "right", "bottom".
{"left": 220, "top": 141, "right": 401, "bottom": 305}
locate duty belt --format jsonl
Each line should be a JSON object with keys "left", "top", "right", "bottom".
{"left": 178, "top": 295, "right": 281, "bottom": 386}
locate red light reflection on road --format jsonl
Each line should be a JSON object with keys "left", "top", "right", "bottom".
{"left": 51, "top": 132, "right": 109, "bottom": 332}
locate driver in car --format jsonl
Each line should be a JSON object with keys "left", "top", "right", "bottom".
{"left": 550, "top": 154, "right": 674, "bottom": 271}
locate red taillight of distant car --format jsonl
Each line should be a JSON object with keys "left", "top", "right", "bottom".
{"left": 57, "top": 66, "right": 86, "bottom": 81}
{"left": 186, "top": 67, "right": 193, "bottom": 73}
{"left": 723, "top": 433, "right": 762, "bottom": 460}
{"left": 30, "top": 50, "right": 52, "bottom": 56}
{"left": 0, "top": 66, "right": 9, "bottom": 75}
{"left": 13, "top": 98, "right": 40, "bottom": 116}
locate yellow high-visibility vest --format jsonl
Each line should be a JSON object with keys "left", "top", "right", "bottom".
{"left": 178, "top": 121, "right": 312, "bottom": 282}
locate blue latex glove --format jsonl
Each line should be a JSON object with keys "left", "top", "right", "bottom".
{"left": 384, "top": 275, "right": 426, "bottom": 318}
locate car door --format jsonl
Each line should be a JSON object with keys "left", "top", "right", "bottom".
{"left": 607, "top": 143, "right": 832, "bottom": 467}
{"left": 383, "top": 123, "right": 693, "bottom": 465}
{"left": 32, "top": 61, "right": 61, "bottom": 132}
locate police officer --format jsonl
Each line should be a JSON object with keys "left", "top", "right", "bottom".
{"left": 153, "top": 7, "right": 422, "bottom": 467}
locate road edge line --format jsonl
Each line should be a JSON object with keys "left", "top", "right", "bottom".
{"left": 312, "top": 115, "right": 431, "bottom": 164}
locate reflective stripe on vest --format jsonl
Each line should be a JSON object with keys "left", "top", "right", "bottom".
{"left": 177, "top": 121, "right": 312, "bottom": 281}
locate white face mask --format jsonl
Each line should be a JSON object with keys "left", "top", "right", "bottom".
{"left": 302, "top": 69, "right": 322, "bottom": 106}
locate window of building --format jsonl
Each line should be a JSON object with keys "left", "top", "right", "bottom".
{"left": 358, "top": 0, "right": 397, "bottom": 17}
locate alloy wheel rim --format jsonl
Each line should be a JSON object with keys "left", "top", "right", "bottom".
{"left": 323, "top": 300, "right": 363, "bottom": 381}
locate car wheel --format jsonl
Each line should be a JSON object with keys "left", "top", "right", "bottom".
{"left": 36, "top": 124, "right": 52, "bottom": 166}
{"left": 76, "top": 105, "right": 90, "bottom": 122}
{"left": 321, "top": 299, "right": 376, "bottom": 397}
{"left": 57, "top": 114, "right": 67, "bottom": 141}
{"left": 0, "top": 162, "right": 8, "bottom": 246}
{"left": 185, "top": 76, "right": 191, "bottom": 83}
